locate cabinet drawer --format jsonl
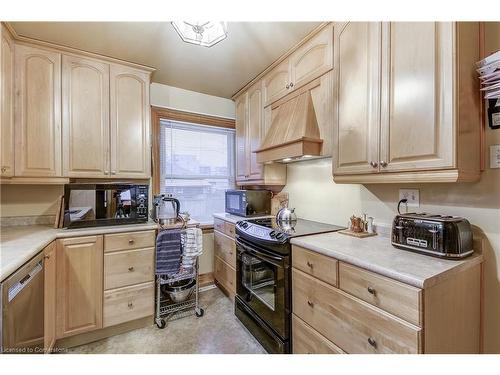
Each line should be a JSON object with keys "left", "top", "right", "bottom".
{"left": 292, "top": 268, "right": 421, "bottom": 354}
{"left": 104, "top": 230, "right": 155, "bottom": 252}
{"left": 292, "top": 245, "right": 338, "bottom": 287}
{"left": 292, "top": 314, "right": 344, "bottom": 354}
{"left": 339, "top": 262, "right": 422, "bottom": 326}
{"left": 104, "top": 247, "right": 154, "bottom": 290}
{"left": 214, "top": 231, "right": 236, "bottom": 268}
{"left": 214, "top": 218, "right": 235, "bottom": 238}
{"left": 103, "top": 282, "right": 154, "bottom": 327}
{"left": 214, "top": 256, "right": 236, "bottom": 295}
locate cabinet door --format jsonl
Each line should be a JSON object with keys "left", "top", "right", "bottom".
{"left": 43, "top": 242, "right": 57, "bottom": 353}
{"left": 1, "top": 25, "right": 14, "bottom": 177}
{"left": 62, "top": 55, "right": 110, "bottom": 177}
{"left": 14, "top": 44, "right": 62, "bottom": 177}
{"left": 235, "top": 93, "right": 248, "bottom": 181}
{"left": 379, "top": 22, "right": 454, "bottom": 172}
{"left": 262, "top": 59, "right": 291, "bottom": 106}
{"left": 333, "top": 22, "right": 382, "bottom": 175}
{"left": 247, "top": 82, "right": 263, "bottom": 180}
{"left": 290, "top": 24, "right": 333, "bottom": 91}
{"left": 56, "top": 236, "right": 103, "bottom": 338}
{"left": 110, "top": 64, "right": 150, "bottom": 178}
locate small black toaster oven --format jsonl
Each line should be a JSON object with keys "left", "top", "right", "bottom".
{"left": 391, "top": 213, "right": 473, "bottom": 259}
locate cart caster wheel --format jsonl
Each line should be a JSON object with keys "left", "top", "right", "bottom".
{"left": 156, "top": 319, "right": 166, "bottom": 329}
{"left": 196, "top": 308, "right": 204, "bottom": 317}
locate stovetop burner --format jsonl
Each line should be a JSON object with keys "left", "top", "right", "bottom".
{"left": 236, "top": 217, "right": 345, "bottom": 246}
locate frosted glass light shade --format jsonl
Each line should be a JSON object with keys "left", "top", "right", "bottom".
{"left": 171, "top": 21, "right": 228, "bottom": 47}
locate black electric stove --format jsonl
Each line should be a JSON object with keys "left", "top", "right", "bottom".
{"left": 234, "top": 217, "right": 345, "bottom": 354}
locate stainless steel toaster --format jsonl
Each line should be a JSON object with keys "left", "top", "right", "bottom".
{"left": 391, "top": 213, "right": 474, "bottom": 259}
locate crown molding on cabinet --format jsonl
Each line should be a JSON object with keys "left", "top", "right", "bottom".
{"left": 231, "top": 22, "right": 331, "bottom": 100}
{"left": 2, "top": 22, "right": 156, "bottom": 73}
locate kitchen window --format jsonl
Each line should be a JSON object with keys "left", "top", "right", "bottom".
{"left": 159, "top": 119, "right": 235, "bottom": 224}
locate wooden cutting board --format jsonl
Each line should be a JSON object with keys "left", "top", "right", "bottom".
{"left": 338, "top": 229, "right": 377, "bottom": 238}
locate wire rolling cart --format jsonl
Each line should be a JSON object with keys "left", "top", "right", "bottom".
{"left": 154, "top": 221, "right": 205, "bottom": 329}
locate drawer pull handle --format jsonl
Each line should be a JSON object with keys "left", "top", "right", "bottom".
{"left": 128, "top": 302, "right": 134, "bottom": 309}
{"left": 44, "top": 255, "right": 50, "bottom": 260}
{"left": 128, "top": 239, "right": 135, "bottom": 244}
{"left": 306, "top": 261, "right": 313, "bottom": 268}
{"left": 368, "top": 337, "right": 377, "bottom": 348}
{"left": 307, "top": 300, "right": 314, "bottom": 308}
{"left": 128, "top": 266, "right": 134, "bottom": 272}
{"left": 367, "top": 286, "right": 376, "bottom": 295}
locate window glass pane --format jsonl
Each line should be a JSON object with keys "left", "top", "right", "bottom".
{"left": 159, "top": 120, "right": 235, "bottom": 224}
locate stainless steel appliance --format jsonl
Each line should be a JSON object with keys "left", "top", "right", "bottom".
{"left": 63, "top": 183, "right": 149, "bottom": 228}
{"left": 235, "top": 217, "right": 344, "bottom": 353}
{"left": 1, "top": 252, "right": 44, "bottom": 353}
{"left": 391, "top": 213, "right": 474, "bottom": 258}
{"left": 225, "top": 189, "right": 272, "bottom": 217}
{"left": 151, "top": 194, "right": 180, "bottom": 225}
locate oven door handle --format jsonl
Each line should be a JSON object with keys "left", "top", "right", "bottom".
{"left": 237, "top": 240, "right": 284, "bottom": 263}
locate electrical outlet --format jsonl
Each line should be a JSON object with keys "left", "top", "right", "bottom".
{"left": 399, "top": 189, "right": 420, "bottom": 207}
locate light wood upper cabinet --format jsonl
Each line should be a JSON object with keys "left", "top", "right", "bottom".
{"left": 379, "top": 22, "right": 454, "bottom": 173}
{"left": 62, "top": 55, "right": 110, "bottom": 177}
{"left": 110, "top": 64, "right": 151, "bottom": 179}
{"left": 235, "top": 93, "right": 248, "bottom": 181}
{"left": 14, "top": 44, "right": 62, "bottom": 177}
{"left": 333, "top": 22, "right": 481, "bottom": 183}
{"left": 1, "top": 25, "right": 14, "bottom": 177}
{"left": 333, "top": 22, "right": 382, "bottom": 175}
{"left": 290, "top": 23, "right": 333, "bottom": 91}
{"left": 262, "top": 59, "right": 291, "bottom": 107}
{"left": 56, "top": 235, "right": 103, "bottom": 338}
{"left": 43, "top": 241, "right": 57, "bottom": 353}
{"left": 247, "top": 82, "right": 264, "bottom": 179}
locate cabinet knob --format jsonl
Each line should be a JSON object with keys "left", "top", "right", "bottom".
{"left": 290, "top": 82, "right": 294, "bottom": 88}
{"left": 44, "top": 255, "right": 50, "bottom": 260}
{"left": 128, "top": 266, "right": 134, "bottom": 272}
{"left": 370, "top": 161, "right": 378, "bottom": 168}
{"left": 286, "top": 84, "right": 290, "bottom": 89}
{"left": 367, "top": 286, "right": 376, "bottom": 295}
{"left": 128, "top": 239, "right": 135, "bottom": 244}
{"left": 306, "top": 261, "right": 313, "bottom": 268}
{"left": 307, "top": 300, "right": 314, "bottom": 308}
{"left": 104, "top": 170, "right": 109, "bottom": 174}
{"left": 380, "top": 161, "right": 388, "bottom": 168}
{"left": 128, "top": 302, "right": 134, "bottom": 309}
{"left": 1, "top": 167, "right": 6, "bottom": 173}
{"left": 368, "top": 337, "right": 377, "bottom": 348}
{"left": 111, "top": 170, "right": 116, "bottom": 175}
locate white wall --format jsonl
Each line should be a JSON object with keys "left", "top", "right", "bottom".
{"left": 150, "top": 82, "right": 235, "bottom": 119}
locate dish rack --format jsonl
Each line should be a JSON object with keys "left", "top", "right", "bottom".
{"left": 154, "top": 219, "right": 204, "bottom": 329}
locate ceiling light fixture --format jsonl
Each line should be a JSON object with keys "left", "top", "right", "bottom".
{"left": 171, "top": 21, "right": 228, "bottom": 47}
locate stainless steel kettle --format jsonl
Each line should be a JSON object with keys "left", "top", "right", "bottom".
{"left": 152, "top": 194, "right": 180, "bottom": 225}
{"left": 275, "top": 207, "right": 297, "bottom": 223}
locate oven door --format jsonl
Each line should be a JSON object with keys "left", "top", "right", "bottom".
{"left": 236, "top": 237, "right": 289, "bottom": 339}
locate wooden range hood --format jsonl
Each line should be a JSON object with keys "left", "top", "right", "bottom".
{"left": 255, "top": 82, "right": 323, "bottom": 163}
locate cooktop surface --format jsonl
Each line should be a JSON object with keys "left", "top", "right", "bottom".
{"left": 240, "top": 217, "right": 345, "bottom": 238}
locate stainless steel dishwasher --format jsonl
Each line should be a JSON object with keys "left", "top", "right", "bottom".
{"left": 1, "top": 251, "right": 44, "bottom": 353}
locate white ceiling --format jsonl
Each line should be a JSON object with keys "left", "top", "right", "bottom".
{"left": 10, "top": 22, "right": 320, "bottom": 98}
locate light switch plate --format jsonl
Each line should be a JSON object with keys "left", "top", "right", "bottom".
{"left": 490, "top": 145, "right": 500, "bottom": 169}
{"left": 399, "top": 189, "right": 420, "bottom": 208}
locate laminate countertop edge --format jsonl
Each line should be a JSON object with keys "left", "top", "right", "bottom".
{"left": 290, "top": 232, "right": 484, "bottom": 289}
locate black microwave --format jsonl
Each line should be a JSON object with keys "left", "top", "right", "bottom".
{"left": 225, "top": 189, "right": 272, "bottom": 217}
{"left": 63, "top": 183, "right": 149, "bottom": 229}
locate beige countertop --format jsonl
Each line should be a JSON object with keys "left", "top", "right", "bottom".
{"left": 290, "top": 231, "right": 483, "bottom": 289}
{"left": 213, "top": 212, "right": 273, "bottom": 225}
{"left": 0, "top": 220, "right": 198, "bottom": 283}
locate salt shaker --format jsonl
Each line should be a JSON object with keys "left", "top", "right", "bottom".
{"left": 367, "top": 217, "right": 374, "bottom": 233}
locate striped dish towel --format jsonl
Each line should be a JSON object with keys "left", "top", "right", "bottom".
{"left": 155, "top": 229, "right": 182, "bottom": 276}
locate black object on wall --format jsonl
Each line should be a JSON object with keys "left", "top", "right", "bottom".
{"left": 488, "top": 99, "right": 500, "bottom": 129}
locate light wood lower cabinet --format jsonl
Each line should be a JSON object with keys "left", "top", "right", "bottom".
{"left": 1, "top": 24, "right": 14, "bottom": 177}
{"left": 213, "top": 218, "right": 237, "bottom": 297}
{"left": 56, "top": 236, "right": 103, "bottom": 339}
{"left": 43, "top": 242, "right": 57, "bottom": 352}
{"left": 293, "top": 268, "right": 421, "bottom": 354}
{"left": 291, "top": 245, "right": 482, "bottom": 354}
{"left": 214, "top": 231, "right": 236, "bottom": 269}
{"left": 104, "top": 230, "right": 156, "bottom": 253}
{"left": 214, "top": 256, "right": 236, "bottom": 297}
{"left": 103, "top": 282, "right": 154, "bottom": 327}
{"left": 104, "top": 247, "right": 155, "bottom": 290}
{"left": 292, "top": 314, "right": 344, "bottom": 354}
